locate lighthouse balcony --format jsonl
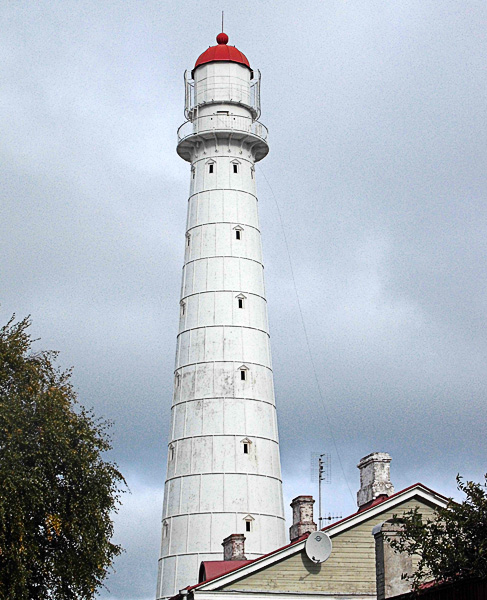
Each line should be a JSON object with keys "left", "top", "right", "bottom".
{"left": 177, "top": 115, "right": 268, "bottom": 162}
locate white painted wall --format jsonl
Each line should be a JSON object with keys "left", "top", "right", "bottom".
{"left": 194, "top": 62, "right": 252, "bottom": 112}
{"left": 157, "top": 59, "right": 286, "bottom": 600}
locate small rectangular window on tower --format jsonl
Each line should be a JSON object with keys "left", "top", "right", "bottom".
{"left": 240, "top": 370, "right": 246, "bottom": 381}
{"left": 233, "top": 164, "right": 238, "bottom": 174}
{"left": 238, "top": 298, "right": 243, "bottom": 309}
{"left": 243, "top": 443, "right": 249, "bottom": 454}
{"left": 235, "top": 230, "right": 241, "bottom": 240}
{"left": 246, "top": 521, "right": 251, "bottom": 532}
{"left": 209, "top": 164, "right": 214, "bottom": 174}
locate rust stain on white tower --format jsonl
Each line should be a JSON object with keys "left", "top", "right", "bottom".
{"left": 156, "top": 32, "right": 286, "bottom": 599}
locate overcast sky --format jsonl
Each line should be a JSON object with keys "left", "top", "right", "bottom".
{"left": 2, "top": 1, "right": 486, "bottom": 599}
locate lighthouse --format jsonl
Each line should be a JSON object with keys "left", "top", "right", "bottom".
{"left": 156, "top": 32, "right": 287, "bottom": 599}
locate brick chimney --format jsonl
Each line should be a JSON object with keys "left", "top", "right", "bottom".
{"left": 222, "top": 534, "right": 246, "bottom": 561}
{"left": 373, "top": 520, "right": 413, "bottom": 599}
{"left": 289, "top": 495, "right": 317, "bottom": 542}
{"left": 357, "top": 452, "right": 394, "bottom": 509}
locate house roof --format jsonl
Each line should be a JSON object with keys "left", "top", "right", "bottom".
{"left": 199, "top": 560, "right": 252, "bottom": 583}
{"left": 169, "top": 482, "right": 449, "bottom": 599}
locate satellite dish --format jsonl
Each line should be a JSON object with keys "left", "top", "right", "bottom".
{"left": 305, "top": 531, "right": 332, "bottom": 564}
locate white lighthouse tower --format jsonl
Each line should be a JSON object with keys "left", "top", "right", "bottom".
{"left": 156, "top": 32, "right": 287, "bottom": 599}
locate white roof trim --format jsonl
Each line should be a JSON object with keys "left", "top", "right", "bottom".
{"left": 193, "top": 592, "right": 374, "bottom": 600}
{"left": 322, "top": 486, "right": 446, "bottom": 537}
{"left": 197, "top": 484, "right": 447, "bottom": 591}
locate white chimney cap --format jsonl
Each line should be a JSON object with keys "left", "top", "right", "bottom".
{"left": 357, "top": 452, "right": 394, "bottom": 508}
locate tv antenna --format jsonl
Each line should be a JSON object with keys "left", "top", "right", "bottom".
{"left": 310, "top": 453, "right": 334, "bottom": 528}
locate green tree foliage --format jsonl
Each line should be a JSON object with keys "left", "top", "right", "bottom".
{"left": 392, "top": 475, "right": 487, "bottom": 588}
{"left": 0, "top": 315, "right": 125, "bottom": 599}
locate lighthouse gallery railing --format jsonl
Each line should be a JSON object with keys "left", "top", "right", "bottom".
{"left": 177, "top": 114, "right": 268, "bottom": 144}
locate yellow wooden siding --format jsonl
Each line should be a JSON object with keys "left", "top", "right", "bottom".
{"left": 222, "top": 498, "right": 436, "bottom": 595}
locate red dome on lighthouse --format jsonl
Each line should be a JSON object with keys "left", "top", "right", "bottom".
{"left": 193, "top": 33, "right": 252, "bottom": 75}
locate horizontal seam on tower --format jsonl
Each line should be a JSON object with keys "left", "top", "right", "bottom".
{"left": 185, "top": 222, "right": 261, "bottom": 234}
{"left": 164, "top": 472, "right": 283, "bottom": 484}
{"left": 188, "top": 189, "right": 258, "bottom": 201}
{"left": 168, "top": 433, "right": 279, "bottom": 444}
{"left": 161, "top": 513, "right": 286, "bottom": 523}
{"left": 183, "top": 256, "right": 264, "bottom": 268}
{"left": 192, "top": 155, "right": 255, "bottom": 164}
{"left": 176, "top": 325, "right": 270, "bottom": 338}
{"left": 171, "top": 396, "right": 276, "bottom": 408}
{"left": 174, "top": 360, "right": 273, "bottom": 371}
{"left": 157, "top": 551, "right": 282, "bottom": 561}
{"left": 157, "top": 551, "right": 271, "bottom": 562}
{"left": 180, "top": 290, "right": 267, "bottom": 303}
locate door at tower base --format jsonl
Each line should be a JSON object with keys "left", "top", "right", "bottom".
{"left": 156, "top": 31, "right": 286, "bottom": 600}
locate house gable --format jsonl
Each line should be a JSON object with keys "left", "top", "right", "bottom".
{"left": 218, "top": 497, "right": 437, "bottom": 596}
